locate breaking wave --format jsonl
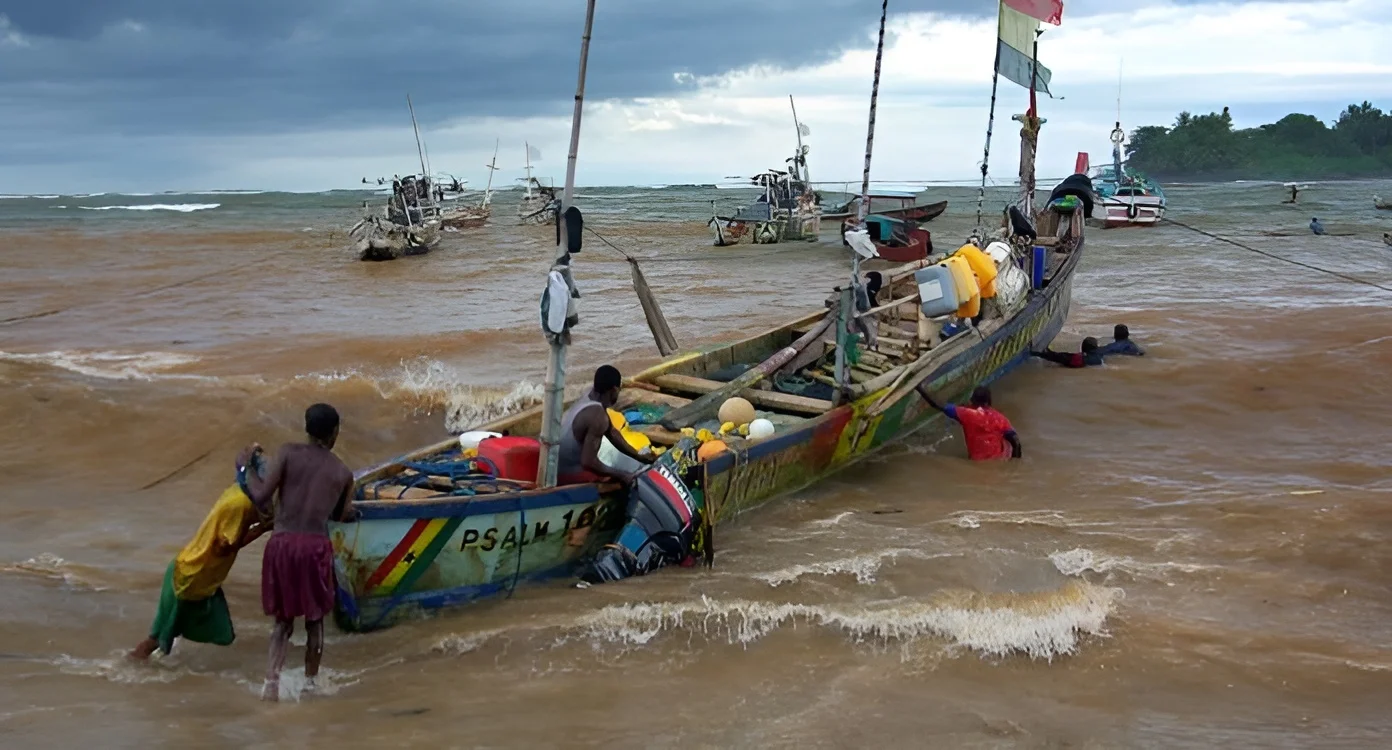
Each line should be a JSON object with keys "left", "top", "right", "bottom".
{"left": 572, "top": 584, "right": 1122, "bottom": 660}
{"left": 0, "top": 553, "right": 109, "bottom": 590}
{"left": 76, "top": 203, "right": 219, "bottom": 212}
{"left": 755, "top": 548, "right": 956, "bottom": 587}
{"left": 1049, "top": 548, "right": 1214, "bottom": 580}
{"left": 0, "top": 350, "right": 205, "bottom": 381}
{"left": 296, "top": 359, "right": 543, "bottom": 432}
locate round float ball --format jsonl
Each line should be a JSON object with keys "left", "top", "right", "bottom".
{"left": 697, "top": 440, "right": 728, "bottom": 462}
{"left": 748, "top": 418, "right": 775, "bottom": 441}
{"left": 717, "top": 397, "right": 756, "bottom": 426}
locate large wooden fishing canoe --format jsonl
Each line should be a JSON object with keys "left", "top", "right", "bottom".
{"left": 330, "top": 208, "right": 1085, "bottom": 632}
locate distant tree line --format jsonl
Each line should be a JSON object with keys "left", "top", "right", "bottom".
{"left": 1126, "top": 101, "right": 1392, "bottom": 180}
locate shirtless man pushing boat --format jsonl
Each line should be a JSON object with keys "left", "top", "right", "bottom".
{"left": 238, "top": 403, "right": 357, "bottom": 701}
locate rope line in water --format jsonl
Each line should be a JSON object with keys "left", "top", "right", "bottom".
{"left": 1162, "top": 218, "right": 1392, "bottom": 296}
{"left": 582, "top": 225, "right": 808, "bottom": 263}
{"left": 1, "top": 260, "right": 264, "bottom": 327}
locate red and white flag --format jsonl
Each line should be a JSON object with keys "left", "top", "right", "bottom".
{"left": 1003, "top": 0, "right": 1063, "bottom": 25}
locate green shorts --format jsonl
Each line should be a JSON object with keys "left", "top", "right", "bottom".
{"left": 149, "top": 561, "right": 235, "bottom": 655}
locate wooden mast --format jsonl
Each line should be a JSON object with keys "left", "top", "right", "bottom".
{"left": 537, "top": 0, "right": 597, "bottom": 489}
{"left": 837, "top": 0, "right": 890, "bottom": 400}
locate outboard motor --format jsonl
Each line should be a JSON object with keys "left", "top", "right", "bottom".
{"left": 583, "top": 441, "right": 704, "bottom": 583}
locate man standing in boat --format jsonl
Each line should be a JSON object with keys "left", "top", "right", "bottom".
{"left": 558, "top": 365, "right": 656, "bottom": 484}
{"left": 238, "top": 403, "right": 357, "bottom": 701}
{"left": 916, "top": 385, "right": 1022, "bottom": 461}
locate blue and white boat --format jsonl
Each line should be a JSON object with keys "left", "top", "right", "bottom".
{"left": 1088, "top": 122, "right": 1166, "bottom": 228}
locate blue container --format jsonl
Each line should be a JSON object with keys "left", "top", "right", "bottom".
{"left": 1031, "top": 246, "right": 1047, "bottom": 289}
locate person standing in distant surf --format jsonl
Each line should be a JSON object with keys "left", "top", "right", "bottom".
{"left": 238, "top": 403, "right": 357, "bottom": 702}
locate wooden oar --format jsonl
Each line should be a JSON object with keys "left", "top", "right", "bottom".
{"left": 660, "top": 310, "right": 836, "bottom": 430}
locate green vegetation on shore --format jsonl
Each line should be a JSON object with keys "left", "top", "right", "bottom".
{"left": 1127, "top": 102, "right": 1392, "bottom": 180}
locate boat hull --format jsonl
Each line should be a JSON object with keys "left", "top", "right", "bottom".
{"left": 824, "top": 199, "right": 948, "bottom": 224}
{"left": 440, "top": 205, "right": 490, "bottom": 229}
{"left": 1098, "top": 197, "right": 1165, "bottom": 228}
{"left": 699, "top": 245, "right": 1076, "bottom": 522}
{"left": 331, "top": 484, "right": 625, "bottom": 631}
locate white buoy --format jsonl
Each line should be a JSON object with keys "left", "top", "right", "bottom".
{"left": 459, "top": 431, "right": 501, "bottom": 451}
{"left": 748, "top": 418, "right": 775, "bottom": 441}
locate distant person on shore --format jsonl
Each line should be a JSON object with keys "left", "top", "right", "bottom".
{"left": 1310, "top": 217, "right": 1326, "bottom": 235}
{"left": 1033, "top": 337, "right": 1105, "bottom": 368}
{"left": 128, "top": 474, "right": 272, "bottom": 661}
{"left": 1098, "top": 324, "right": 1145, "bottom": 356}
{"left": 239, "top": 403, "right": 358, "bottom": 702}
{"left": 1287, "top": 184, "right": 1299, "bottom": 204}
{"left": 916, "top": 384, "right": 1022, "bottom": 461}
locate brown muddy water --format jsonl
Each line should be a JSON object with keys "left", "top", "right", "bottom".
{"left": 1, "top": 182, "right": 1391, "bottom": 748}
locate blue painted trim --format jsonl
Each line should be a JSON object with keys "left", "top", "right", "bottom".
{"left": 345, "top": 562, "right": 582, "bottom": 631}
{"left": 353, "top": 484, "right": 604, "bottom": 520}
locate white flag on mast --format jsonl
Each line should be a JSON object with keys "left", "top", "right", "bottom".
{"left": 527, "top": 144, "right": 543, "bottom": 161}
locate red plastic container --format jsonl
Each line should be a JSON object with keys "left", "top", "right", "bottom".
{"left": 478, "top": 436, "right": 541, "bottom": 482}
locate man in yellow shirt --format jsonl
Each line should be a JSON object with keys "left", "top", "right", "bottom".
{"left": 130, "top": 473, "right": 271, "bottom": 660}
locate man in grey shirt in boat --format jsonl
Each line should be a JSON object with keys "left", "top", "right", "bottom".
{"left": 557, "top": 365, "right": 656, "bottom": 485}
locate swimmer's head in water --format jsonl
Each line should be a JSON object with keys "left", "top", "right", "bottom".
{"left": 305, "top": 403, "right": 340, "bottom": 447}
{"left": 1114, "top": 324, "right": 1130, "bottom": 340}
{"left": 594, "top": 365, "right": 622, "bottom": 406}
{"left": 970, "top": 386, "right": 992, "bottom": 407}
{"left": 1082, "top": 337, "right": 1099, "bottom": 353}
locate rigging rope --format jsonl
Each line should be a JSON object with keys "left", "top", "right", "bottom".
{"left": 975, "top": 50, "right": 1003, "bottom": 230}
{"left": 1162, "top": 218, "right": 1392, "bottom": 295}
{"left": 581, "top": 226, "right": 679, "bottom": 355}
{"left": 1, "top": 258, "right": 266, "bottom": 327}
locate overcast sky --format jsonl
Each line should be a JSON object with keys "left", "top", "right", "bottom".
{"left": 1, "top": 0, "right": 1389, "bottom": 193}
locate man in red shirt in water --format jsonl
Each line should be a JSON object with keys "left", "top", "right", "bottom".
{"left": 916, "top": 384, "right": 1022, "bottom": 461}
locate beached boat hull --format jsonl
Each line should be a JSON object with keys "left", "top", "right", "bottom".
{"left": 352, "top": 220, "right": 440, "bottom": 261}
{"left": 440, "top": 205, "right": 490, "bottom": 229}
{"left": 331, "top": 217, "right": 1082, "bottom": 631}
{"left": 824, "top": 199, "right": 948, "bottom": 224}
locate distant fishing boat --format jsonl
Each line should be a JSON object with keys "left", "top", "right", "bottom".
{"left": 439, "top": 141, "right": 500, "bottom": 230}
{"left": 351, "top": 211, "right": 439, "bottom": 261}
{"left": 517, "top": 142, "right": 559, "bottom": 225}
{"left": 857, "top": 214, "right": 931, "bottom": 262}
{"left": 708, "top": 162, "right": 821, "bottom": 246}
{"left": 350, "top": 96, "right": 448, "bottom": 259}
{"left": 1086, "top": 140, "right": 1166, "bottom": 228}
{"left": 1375, "top": 195, "right": 1391, "bottom": 211}
{"left": 823, "top": 191, "right": 948, "bottom": 224}
{"left": 1088, "top": 73, "right": 1165, "bottom": 228}
{"left": 709, "top": 96, "right": 822, "bottom": 246}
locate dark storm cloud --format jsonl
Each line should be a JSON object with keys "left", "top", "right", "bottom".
{"left": 0, "top": 0, "right": 989, "bottom": 139}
